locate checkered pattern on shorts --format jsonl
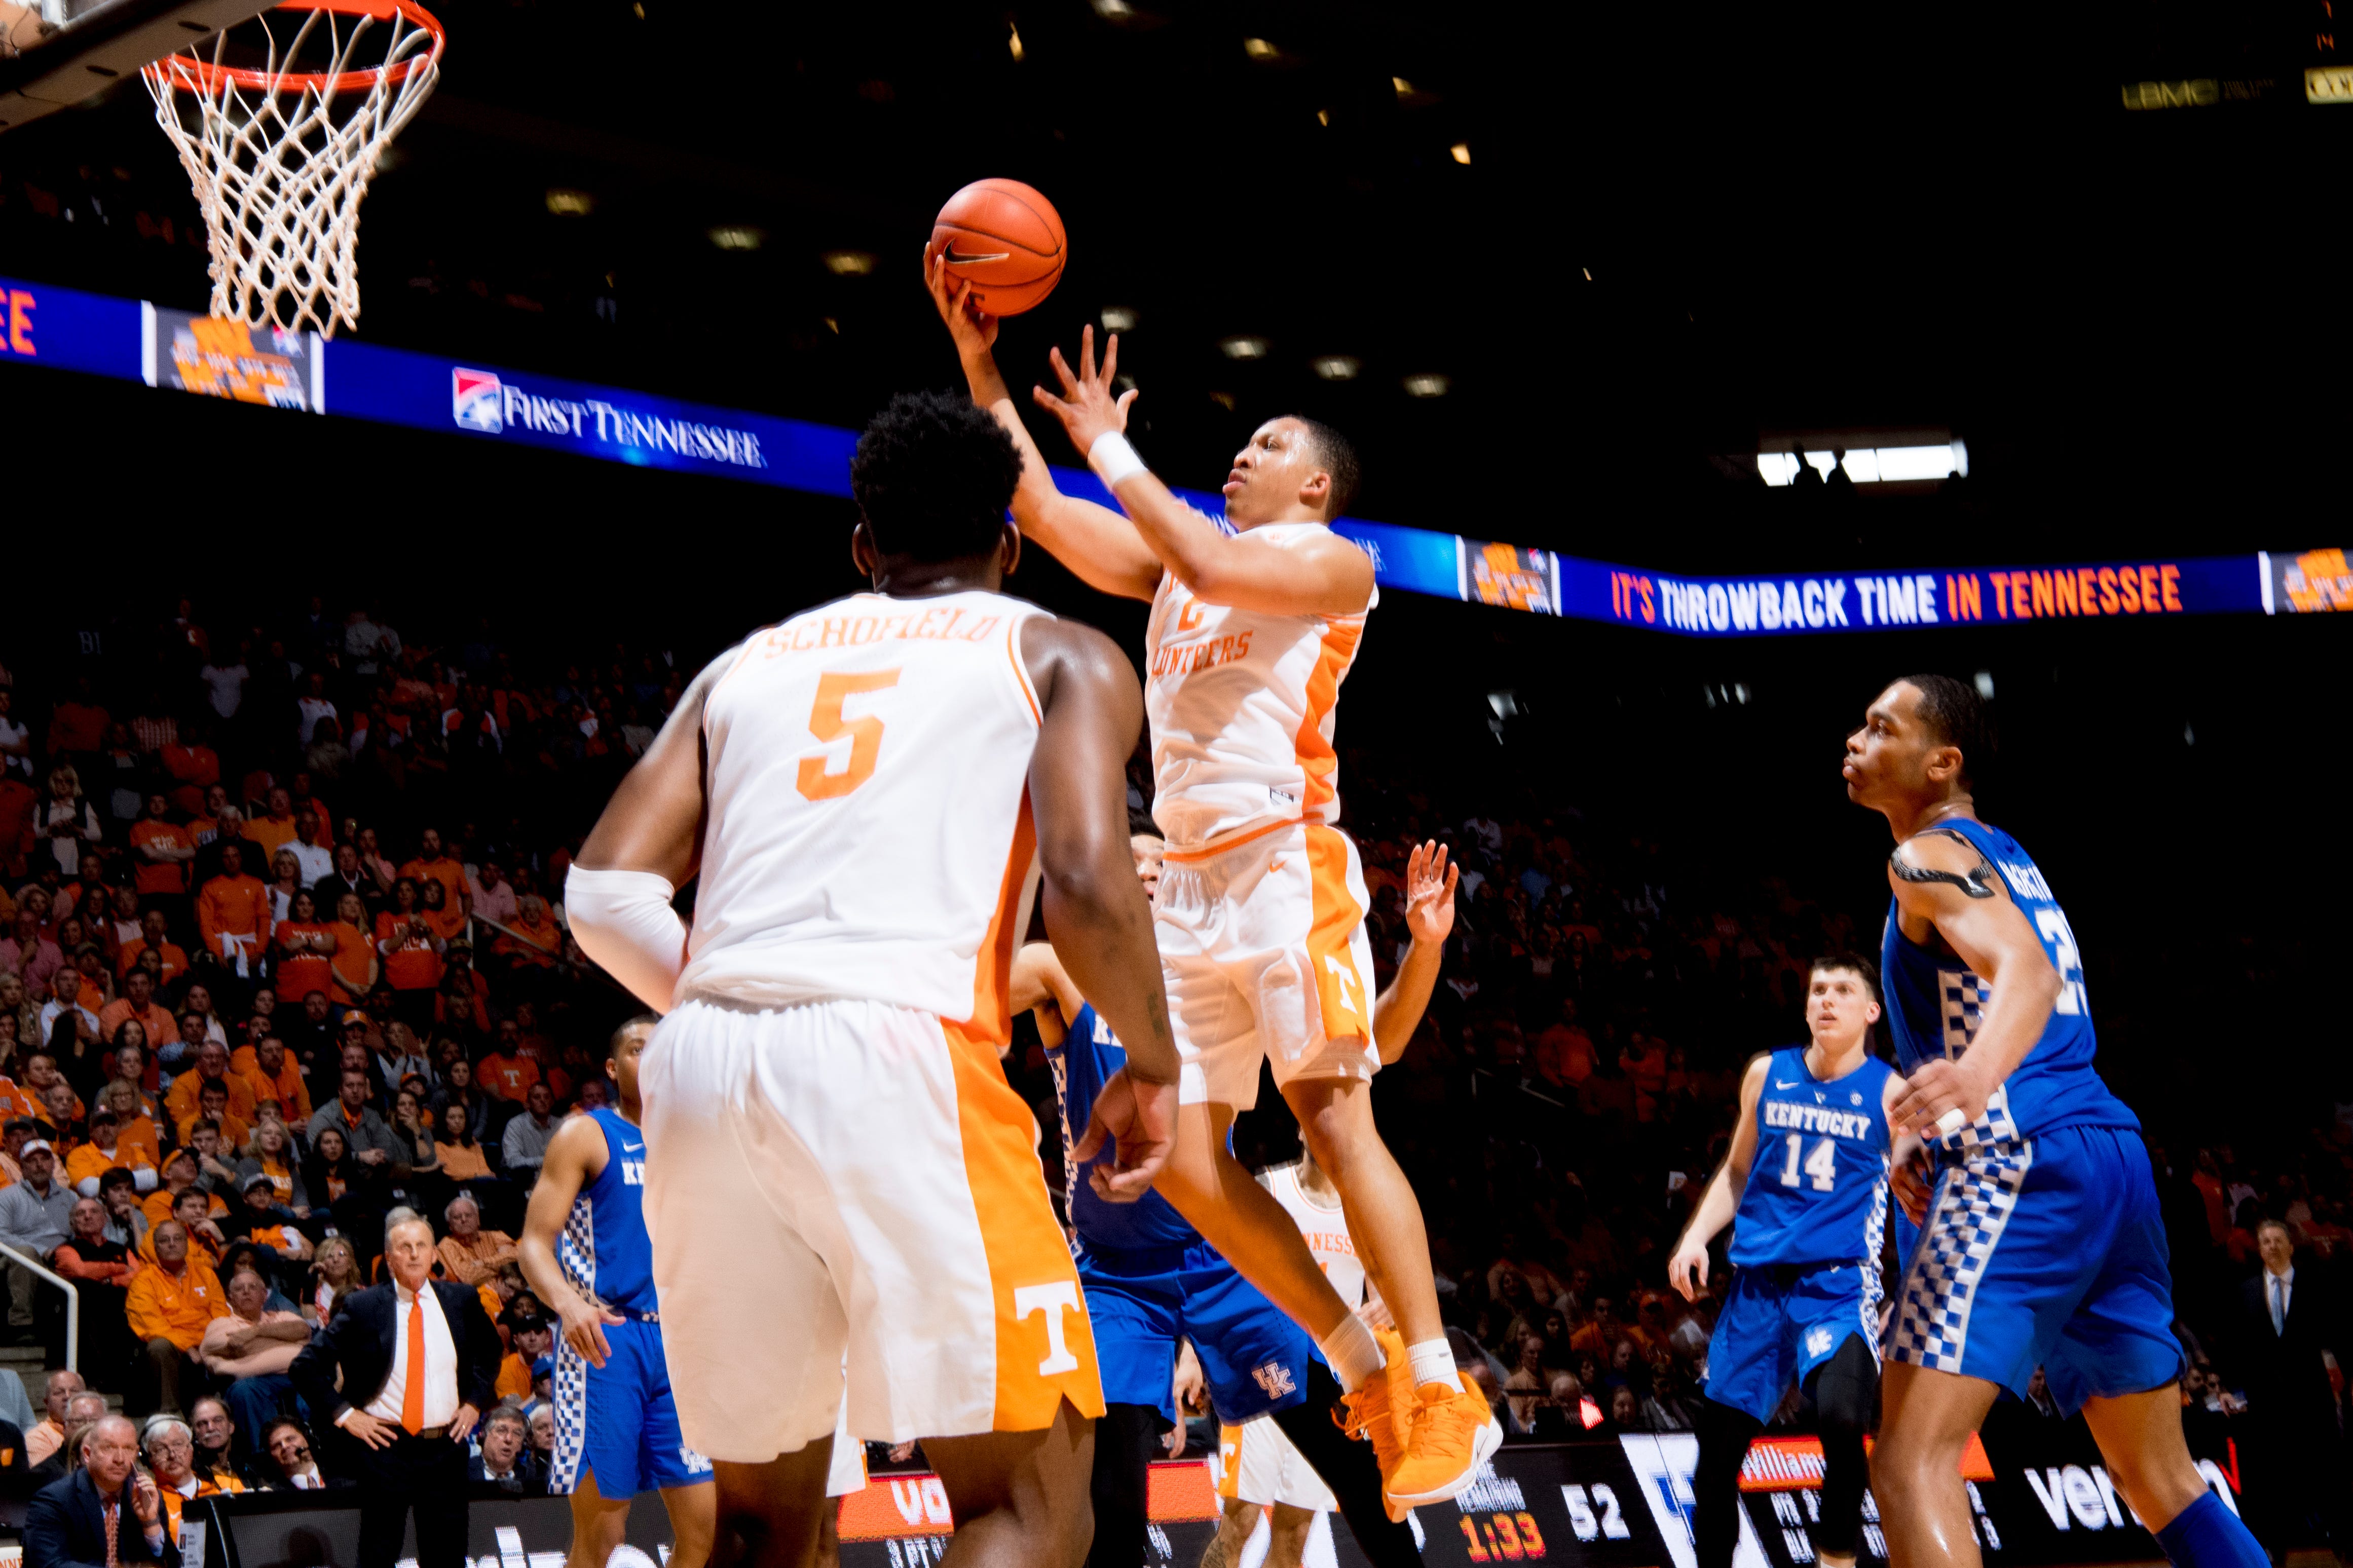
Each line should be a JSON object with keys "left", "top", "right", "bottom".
{"left": 545, "top": 1192, "right": 596, "bottom": 1493}
{"left": 1933, "top": 966, "right": 2019, "bottom": 1153}
{"left": 1888, "top": 1135, "right": 2036, "bottom": 1373}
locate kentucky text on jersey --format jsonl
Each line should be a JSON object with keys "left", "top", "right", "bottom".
{"left": 1047, "top": 1003, "right": 1198, "bottom": 1253}
{"left": 1759, "top": 1101, "right": 1875, "bottom": 1139}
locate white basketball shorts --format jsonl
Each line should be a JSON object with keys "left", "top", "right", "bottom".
{"left": 640, "top": 996, "right": 1104, "bottom": 1461}
{"left": 1154, "top": 820, "right": 1379, "bottom": 1109}
{"left": 1218, "top": 1417, "right": 1338, "bottom": 1513}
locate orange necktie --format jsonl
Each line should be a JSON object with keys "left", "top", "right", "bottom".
{"left": 400, "top": 1291, "right": 426, "bottom": 1434}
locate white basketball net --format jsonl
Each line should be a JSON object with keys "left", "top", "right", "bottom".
{"left": 143, "top": 5, "right": 441, "bottom": 338}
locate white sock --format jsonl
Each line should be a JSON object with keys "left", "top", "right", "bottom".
{"left": 1319, "top": 1313, "right": 1385, "bottom": 1395}
{"left": 1407, "top": 1337, "right": 1459, "bottom": 1392}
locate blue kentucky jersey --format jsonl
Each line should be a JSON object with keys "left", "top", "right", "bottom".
{"left": 558, "top": 1106, "right": 658, "bottom": 1315}
{"left": 1729, "top": 1047, "right": 1895, "bottom": 1270}
{"left": 1881, "top": 817, "right": 2138, "bottom": 1145}
{"left": 1045, "top": 1003, "right": 1199, "bottom": 1253}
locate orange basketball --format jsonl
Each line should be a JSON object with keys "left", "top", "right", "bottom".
{"left": 931, "top": 178, "right": 1066, "bottom": 316}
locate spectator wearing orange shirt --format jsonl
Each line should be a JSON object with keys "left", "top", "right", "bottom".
{"left": 0, "top": 771, "right": 38, "bottom": 882}
{"left": 197, "top": 843, "right": 271, "bottom": 978}
{"left": 435, "top": 1193, "right": 518, "bottom": 1285}
{"left": 46, "top": 678, "right": 109, "bottom": 762}
{"left": 126, "top": 1218, "right": 230, "bottom": 1416}
{"left": 21, "top": 1052, "right": 86, "bottom": 1123}
{"left": 67, "top": 1105, "right": 158, "bottom": 1197}
{"left": 375, "top": 882, "right": 444, "bottom": 1024}
{"left": 476, "top": 1019, "right": 540, "bottom": 1104}
{"left": 53, "top": 1195, "right": 140, "bottom": 1386}
{"left": 271, "top": 891, "right": 338, "bottom": 1012}
{"left": 98, "top": 971, "right": 178, "bottom": 1057}
{"left": 164, "top": 1040, "right": 258, "bottom": 1130}
{"left": 397, "top": 827, "right": 469, "bottom": 918}
{"left": 417, "top": 877, "right": 467, "bottom": 944}
{"left": 128, "top": 794, "right": 196, "bottom": 906}
{"left": 96, "top": 1078, "right": 163, "bottom": 1167}
{"left": 1533, "top": 998, "right": 1597, "bottom": 1090}
{"left": 178, "top": 1087, "right": 252, "bottom": 1154}
{"left": 493, "top": 894, "right": 563, "bottom": 972}
{"left": 116, "top": 910, "right": 190, "bottom": 988}
{"left": 327, "top": 891, "right": 377, "bottom": 1003}
{"left": 231, "top": 1035, "right": 311, "bottom": 1126}
{"left": 245, "top": 788, "right": 300, "bottom": 861}
{"left": 161, "top": 726, "right": 221, "bottom": 816}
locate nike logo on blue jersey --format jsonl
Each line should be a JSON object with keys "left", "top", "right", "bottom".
{"left": 1775, "top": 1080, "right": 1798, "bottom": 1089}
{"left": 622, "top": 1143, "right": 644, "bottom": 1153}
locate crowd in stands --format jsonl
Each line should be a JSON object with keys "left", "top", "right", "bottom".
{"left": 0, "top": 591, "right": 2342, "bottom": 1549}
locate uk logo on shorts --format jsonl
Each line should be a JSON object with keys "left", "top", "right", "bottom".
{"left": 1251, "top": 1362, "right": 1297, "bottom": 1400}
{"left": 1806, "top": 1326, "right": 1835, "bottom": 1358}
{"left": 453, "top": 369, "right": 504, "bottom": 433}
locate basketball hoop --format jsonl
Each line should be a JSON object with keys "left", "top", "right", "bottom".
{"left": 143, "top": 0, "right": 443, "bottom": 338}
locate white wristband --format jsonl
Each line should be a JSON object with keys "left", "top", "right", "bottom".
{"left": 1089, "top": 431, "right": 1148, "bottom": 486}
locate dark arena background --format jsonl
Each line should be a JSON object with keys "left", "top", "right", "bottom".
{"left": 0, "top": 0, "right": 2345, "bottom": 1565}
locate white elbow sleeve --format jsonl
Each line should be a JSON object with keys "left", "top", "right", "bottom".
{"left": 564, "top": 867, "right": 689, "bottom": 1013}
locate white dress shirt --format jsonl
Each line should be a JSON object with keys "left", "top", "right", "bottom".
{"left": 353, "top": 1281, "right": 460, "bottom": 1428}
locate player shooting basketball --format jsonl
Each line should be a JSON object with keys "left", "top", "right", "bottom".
{"left": 929, "top": 251, "right": 1497, "bottom": 1516}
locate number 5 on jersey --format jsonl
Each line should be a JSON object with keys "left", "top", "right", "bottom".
{"left": 797, "top": 669, "right": 901, "bottom": 801}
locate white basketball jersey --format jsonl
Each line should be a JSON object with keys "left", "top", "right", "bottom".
{"left": 674, "top": 590, "right": 1045, "bottom": 1031}
{"left": 1262, "top": 1162, "right": 1368, "bottom": 1310}
{"left": 1143, "top": 521, "right": 1374, "bottom": 854}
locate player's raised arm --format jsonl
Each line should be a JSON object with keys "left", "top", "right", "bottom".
{"left": 516, "top": 1114, "right": 626, "bottom": 1369}
{"left": 1884, "top": 831, "right": 2064, "bottom": 1140}
{"left": 1033, "top": 327, "right": 1374, "bottom": 618}
{"left": 565, "top": 658, "right": 722, "bottom": 1011}
{"left": 1667, "top": 1054, "right": 1770, "bottom": 1301}
{"left": 925, "top": 249, "right": 1164, "bottom": 601}
{"left": 1373, "top": 840, "right": 1457, "bottom": 1063}
{"left": 1021, "top": 615, "right": 1179, "bottom": 1199}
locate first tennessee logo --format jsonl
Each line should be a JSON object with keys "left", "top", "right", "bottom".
{"left": 453, "top": 368, "right": 504, "bottom": 434}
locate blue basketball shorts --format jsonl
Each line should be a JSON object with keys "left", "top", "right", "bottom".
{"left": 1079, "top": 1239, "right": 1320, "bottom": 1426}
{"left": 1704, "top": 1261, "right": 1880, "bottom": 1424}
{"left": 1887, "top": 1123, "right": 2183, "bottom": 1413}
{"left": 551, "top": 1317, "right": 713, "bottom": 1497}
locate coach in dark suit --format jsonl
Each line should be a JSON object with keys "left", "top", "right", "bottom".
{"left": 290, "top": 1209, "right": 500, "bottom": 1568}
{"left": 24, "top": 1414, "right": 180, "bottom": 1568}
{"left": 2234, "top": 1217, "right": 2350, "bottom": 1560}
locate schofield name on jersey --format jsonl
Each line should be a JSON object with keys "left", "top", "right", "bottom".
{"left": 1760, "top": 1101, "right": 1873, "bottom": 1139}
{"left": 744, "top": 606, "right": 1003, "bottom": 659}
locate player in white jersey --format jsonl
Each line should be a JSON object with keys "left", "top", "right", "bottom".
{"left": 567, "top": 391, "right": 1196, "bottom": 1567}
{"left": 931, "top": 253, "right": 1494, "bottom": 1515}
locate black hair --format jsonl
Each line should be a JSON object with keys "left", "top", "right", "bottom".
{"left": 1898, "top": 673, "right": 1994, "bottom": 788}
{"left": 1287, "top": 416, "right": 1361, "bottom": 518}
{"left": 608, "top": 1014, "right": 658, "bottom": 1062}
{"left": 1808, "top": 951, "right": 1881, "bottom": 997}
{"left": 850, "top": 391, "right": 1024, "bottom": 563}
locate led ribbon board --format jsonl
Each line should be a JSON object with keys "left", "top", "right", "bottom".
{"left": 3, "top": 273, "right": 2342, "bottom": 633}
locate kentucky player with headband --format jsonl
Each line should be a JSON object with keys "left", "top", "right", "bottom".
{"left": 517, "top": 1018, "right": 869, "bottom": 1568}
{"left": 1669, "top": 954, "right": 1899, "bottom": 1568}
{"left": 1846, "top": 674, "right": 2263, "bottom": 1568}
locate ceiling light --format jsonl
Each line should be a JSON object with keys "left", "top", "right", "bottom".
{"left": 1754, "top": 442, "right": 1968, "bottom": 486}
{"left": 1243, "top": 37, "right": 1278, "bottom": 59}
{"left": 1450, "top": 142, "right": 1471, "bottom": 164}
{"left": 708, "top": 225, "right": 764, "bottom": 251}
{"left": 1091, "top": 0, "right": 1131, "bottom": 15}
{"left": 1007, "top": 24, "right": 1024, "bottom": 61}
{"left": 1316, "top": 108, "right": 1330, "bottom": 126}
{"left": 1209, "top": 391, "right": 1237, "bottom": 410}
{"left": 821, "top": 250, "right": 877, "bottom": 275}
{"left": 1100, "top": 305, "right": 1139, "bottom": 332}
{"left": 1220, "top": 335, "right": 1268, "bottom": 360}
{"left": 1392, "top": 76, "right": 1413, "bottom": 96}
{"left": 544, "top": 188, "right": 594, "bottom": 216}
{"left": 1311, "top": 355, "right": 1360, "bottom": 380}
{"left": 1402, "top": 373, "right": 1450, "bottom": 397}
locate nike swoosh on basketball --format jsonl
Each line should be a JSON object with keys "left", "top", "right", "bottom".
{"left": 1774, "top": 1080, "right": 1798, "bottom": 1089}
{"left": 944, "top": 246, "right": 1011, "bottom": 264}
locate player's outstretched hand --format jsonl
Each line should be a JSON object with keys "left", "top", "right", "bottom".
{"left": 1666, "top": 1235, "right": 1709, "bottom": 1303}
{"left": 1073, "top": 1064, "right": 1176, "bottom": 1203}
{"left": 1889, "top": 1056, "right": 1990, "bottom": 1142}
{"left": 921, "top": 242, "right": 998, "bottom": 358}
{"left": 1033, "top": 324, "right": 1138, "bottom": 458}
{"left": 1403, "top": 840, "right": 1459, "bottom": 945}
{"left": 558, "top": 1295, "right": 625, "bottom": 1369}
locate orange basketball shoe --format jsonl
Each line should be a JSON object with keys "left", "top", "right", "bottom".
{"left": 1383, "top": 1370, "right": 1504, "bottom": 1517}
{"left": 1336, "top": 1328, "right": 1415, "bottom": 1493}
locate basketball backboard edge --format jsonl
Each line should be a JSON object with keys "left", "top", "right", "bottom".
{"left": 0, "top": 0, "right": 274, "bottom": 132}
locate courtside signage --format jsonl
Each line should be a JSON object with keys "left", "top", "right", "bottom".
{"left": 0, "top": 271, "right": 2338, "bottom": 637}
